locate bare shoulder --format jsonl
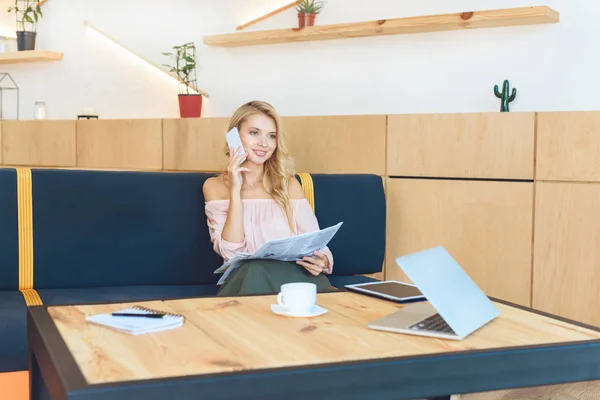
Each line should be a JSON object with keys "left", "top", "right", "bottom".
{"left": 203, "top": 175, "right": 229, "bottom": 201}
{"left": 288, "top": 176, "right": 306, "bottom": 200}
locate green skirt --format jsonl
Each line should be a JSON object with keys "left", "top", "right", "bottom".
{"left": 216, "top": 259, "right": 336, "bottom": 296}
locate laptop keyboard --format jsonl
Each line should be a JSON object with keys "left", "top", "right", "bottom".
{"left": 409, "top": 313, "right": 456, "bottom": 334}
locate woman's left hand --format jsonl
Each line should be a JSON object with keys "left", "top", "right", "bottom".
{"left": 297, "top": 250, "right": 330, "bottom": 276}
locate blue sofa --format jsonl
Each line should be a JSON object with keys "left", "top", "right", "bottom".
{"left": 0, "top": 168, "right": 386, "bottom": 372}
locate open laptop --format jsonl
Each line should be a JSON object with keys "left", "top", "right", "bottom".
{"left": 367, "top": 246, "right": 499, "bottom": 340}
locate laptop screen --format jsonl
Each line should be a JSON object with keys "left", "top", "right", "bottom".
{"left": 395, "top": 246, "right": 499, "bottom": 338}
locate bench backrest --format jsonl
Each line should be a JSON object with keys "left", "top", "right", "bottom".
{"left": 310, "top": 174, "right": 385, "bottom": 276}
{"left": 0, "top": 169, "right": 18, "bottom": 290}
{"left": 0, "top": 168, "right": 385, "bottom": 290}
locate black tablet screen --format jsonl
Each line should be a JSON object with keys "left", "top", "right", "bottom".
{"left": 357, "top": 282, "right": 423, "bottom": 298}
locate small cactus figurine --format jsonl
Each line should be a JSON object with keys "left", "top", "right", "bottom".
{"left": 494, "top": 80, "right": 517, "bottom": 112}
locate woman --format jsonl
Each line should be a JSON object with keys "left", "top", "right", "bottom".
{"left": 203, "top": 100, "right": 335, "bottom": 296}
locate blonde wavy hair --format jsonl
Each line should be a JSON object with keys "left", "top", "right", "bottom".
{"left": 223, "top": 101, "right": 297, "bottom": 231}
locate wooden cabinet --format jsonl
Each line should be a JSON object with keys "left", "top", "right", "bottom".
{"left": 537, "top": 111, "right": 600, "bottom": 182}
{"left": 533, "top": 182, "right": 600, "bottom": 326}
{"left": 162, "top": 118, "right": 229, "bottom": 172}
{"left": 387, "top": 112, "right": 534, "bottom": 179}
{"left": 77, "top": 119, "right": 163, "bottom": 170}
{"left": 2, "top": 120, "right": 76, "bottom": 167}
{"left": 385, "top": 178, "right": 534, "bottom": 306}
{"left": 283, "top": 115, "right": 386, "bottom": 175}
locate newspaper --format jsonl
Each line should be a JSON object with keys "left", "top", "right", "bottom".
{"left": 214, "top": 222, "right": 343, "bottom": 285}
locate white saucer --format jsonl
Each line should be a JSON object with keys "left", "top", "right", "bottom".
{"left": 270, "top": 304, "right": 328, "bottom": 318}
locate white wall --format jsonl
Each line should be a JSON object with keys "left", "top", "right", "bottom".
{"left": 0, "top": 0, "right": 597, "bottom": 120}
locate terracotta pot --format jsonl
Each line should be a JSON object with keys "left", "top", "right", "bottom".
{"left": 178, "top": 94, "right": 202, "bottom": 118}
{"left": 298, "top": 12, "right": 316, "bottom": 28}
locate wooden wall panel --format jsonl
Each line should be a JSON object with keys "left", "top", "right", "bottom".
{"left": 163, "top": 118, "right": 229, "bottom": 171}
{"left": 533, "top": 182, "right": 600, "bottom": 326}
{"left": 2, "top": 120, "right": 76, "bottom": 167}
{"left": 537, "top": 111, "right": 600, "bottom": 182}
{"left": 387, "top": 113, "right": 535, "bottom": 179}
{"left": 282, "top": 115, "right": 386, "bottom": 175}
{"left": 77, "top": 119, "right": 162, "bottom": 170}
{"left": 385, "top": 178, "right": 534, "bottom": 306}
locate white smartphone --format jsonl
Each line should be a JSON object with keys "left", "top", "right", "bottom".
{"left": 225, "top": 127, "right": 246, "bottom": 164}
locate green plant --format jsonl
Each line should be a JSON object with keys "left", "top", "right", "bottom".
{"left": 494, "top": 79, "right": 517, "bottom": 112}
{"left": 162, "top": 42, "right": 198, "bottom": 95}
{"left": 295, "top": 0, "right": 325, "bottom": 14}
{"left": 8, "top": 0, "right": 43, "bottom": 32}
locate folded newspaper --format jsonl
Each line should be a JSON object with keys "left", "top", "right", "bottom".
{"left": 214, "top": 222, "right": 343, "bottom": 285}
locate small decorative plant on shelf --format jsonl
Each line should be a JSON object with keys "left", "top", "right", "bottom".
{"left": 8, "top": 0, "right": 43, "bottom": 51}
{"left": 295, "top": 0, "right": 325, "bottom": 28}
{"left": 494, "top": 79, "right": 517, "bottom": 112}
{"left": 162, "top": 41, "right": 203, "bottom": 118}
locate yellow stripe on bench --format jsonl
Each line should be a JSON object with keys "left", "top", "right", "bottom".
{"left": 16, "top": 168, "right": 42, "bottom": 306}
{"left": 297, "top": 173, "right": 315, "bottom": 212}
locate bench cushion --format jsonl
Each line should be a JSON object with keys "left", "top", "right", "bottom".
{"left": 0, "top": 291, "right": 27, "bottom": 372}
{"left": 0, "top": 170, "right": 18, "bottom": 290}
{"left": 311, "top": 174, "right": 385, "bottom": 276}
{"left": 31, "top": 169, "right": 223, "bottom": 289}
{"left": 37, "top": 284, "right": 219, "bottom": 306}
{"left": 329, "top": 275, "right": 380, "bottom": 289}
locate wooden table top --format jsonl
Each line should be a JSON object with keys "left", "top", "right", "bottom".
{"left": 47, "top": 292, "right": 600, "bottom": 385}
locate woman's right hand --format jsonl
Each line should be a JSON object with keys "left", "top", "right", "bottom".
{"left": 227, "top": 146, "right": 250, "bottom": 193}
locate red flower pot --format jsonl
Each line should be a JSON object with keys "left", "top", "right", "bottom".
{"left": 178, "top": 94, "right": 202, "bottom": 118}
{"left": 298, "top": 12, "right": 316, "bottom": 28}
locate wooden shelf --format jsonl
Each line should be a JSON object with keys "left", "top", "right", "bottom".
{"left": 204, "top": 6, "right": 559, "bottom": 47}
{"left": 0, "top": 50, "right": 63, "bottom": 64}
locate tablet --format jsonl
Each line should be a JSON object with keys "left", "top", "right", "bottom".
{"left": 344, "top": 280, "right": 426, "bottom": 303}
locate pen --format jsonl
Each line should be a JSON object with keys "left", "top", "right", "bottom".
{"left": 111, "top": 313, "right": 165, "bottom": 318}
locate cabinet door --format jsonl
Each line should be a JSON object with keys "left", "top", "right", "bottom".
{"left": 533, "top": 182, "right": 600, "bottom": 325}
{"left": 537, "top": 111, "right": 600, "bottom": 182}
{"left": 386, "top": 178, "right": 534, "bottom": 306}
{"left": 387, "top": 112, "right": 534, "bottom": 179}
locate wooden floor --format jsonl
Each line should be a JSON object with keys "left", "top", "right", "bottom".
{"left": 0, "top": 372, "right": 28, "bottom": 400}
{"left": 459, "top": 380, "right": 600, "bottom": 400}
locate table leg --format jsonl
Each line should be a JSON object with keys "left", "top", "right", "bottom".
{"left": 29, "top": 349, "right": 51, "bottom": 400}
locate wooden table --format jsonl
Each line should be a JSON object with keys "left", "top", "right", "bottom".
{"left": 28, "top": 291, "right": 600, "bottom": 400}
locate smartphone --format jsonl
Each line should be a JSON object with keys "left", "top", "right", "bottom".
{"left": 225, "top": 127, "right": 246, "bottom": 164}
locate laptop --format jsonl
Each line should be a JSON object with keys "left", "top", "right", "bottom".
{"left": 367, "top": 246, "right": 499, "bottom": 340}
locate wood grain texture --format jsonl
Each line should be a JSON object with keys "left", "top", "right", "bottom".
{"left": 537, "top": 111, "right": 600, "bottom": 182}
{"left": 282, "top": 115, "right": 386, "bottom": 174}
{"left": 204, "top": 6, "right": 559, "bottom": 47}
{"left": 162, "top": 118, "right": 229, "bottom": 171}
{"left": 77, "top": 119, "right": 162, "bottom": 170}
{"left": 2, "top": 120, "right": 76, "bottom": 167}
{"left": 385, "top": 178, "right": 534, "bottom": 306}
{"left": 48, "top": 292, "right": 600, "bottom": 385}
{"left": 0, "top": 50, "right": 63, "bottom": 64}
{"left": 533, "top": 182, "right": 600, "bottom": 326}
{"left": 387, "top": 113, "right": 535, "bottom": 179}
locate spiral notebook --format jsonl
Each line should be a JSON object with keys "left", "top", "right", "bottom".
{"left": 85, "top": 305, "right": 185, "bottom": 335}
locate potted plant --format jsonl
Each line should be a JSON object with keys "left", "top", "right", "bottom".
{"left": 8, "top": 0, "right": 43, "bottom": 51}
{"left": 295, "top": 0, "right": 325, "bottom": 28}
{"left": 162, "top": 42, "right": 203, "bottom": 118}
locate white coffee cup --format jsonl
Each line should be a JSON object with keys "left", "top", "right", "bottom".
{"left": 277, "top": 282, "right": 316, "bottom": 314}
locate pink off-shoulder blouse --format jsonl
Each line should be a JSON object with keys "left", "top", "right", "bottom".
{"left": 204, "top": 198, "right": 334, "bottom": 273}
